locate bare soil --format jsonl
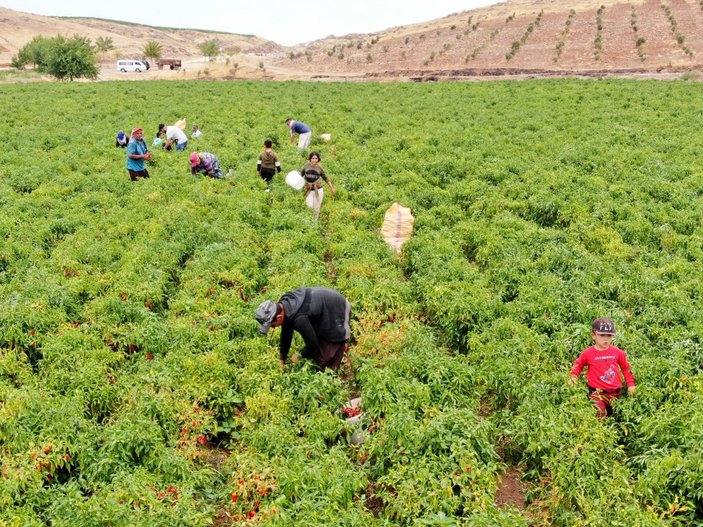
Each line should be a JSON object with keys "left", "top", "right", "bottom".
{"left": 364, "top": 484, "right": 386, "bottom": 517}
{"left": 495, "top": 469, "right": 528, "bottom": 511}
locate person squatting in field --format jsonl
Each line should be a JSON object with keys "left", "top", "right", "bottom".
{"left": 301, "top": 151, "right": 336, "bottom": 221}
{"left": 190, "top": 152, "right": 224, "bottom": 179}
{"left": 255, "top": 287, "right": 352, "bottom": 371}
{"left": 126, "top": 128, "right": 151, "bottom": 181}
{"left": 286, "top": 118, "right": 312, "bottom": 149}
{"left": 157, "top": 123, "right": 188, "bottom": 152}
{"left": 570, "top": 317, "right": 636, "bottom": 417}
{"left": 257, "top": 139, "right": 281, "bottom": 192}
{"left": 115, "top": 130, "right": 128, "bottom": 148}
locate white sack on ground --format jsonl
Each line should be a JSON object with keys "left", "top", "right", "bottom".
{"left": 382, "top": 203, "right": 414, "bottom": 254}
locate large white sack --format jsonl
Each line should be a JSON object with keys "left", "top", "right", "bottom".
{"left": 381, "top": 203, "right": 414, "bottom": 254}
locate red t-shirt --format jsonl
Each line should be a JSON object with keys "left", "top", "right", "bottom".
{"left": 571, "top": 345, "right": 635, "bottom": 391}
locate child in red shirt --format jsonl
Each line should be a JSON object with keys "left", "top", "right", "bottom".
{"left": 570, "top": 317, "right": 636, "bottom": 417}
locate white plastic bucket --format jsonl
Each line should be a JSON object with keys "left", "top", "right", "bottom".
{"left": 320, "top": 133, "right": 332, "bottom": 143}
{"left": 285, "top": 170, "right": 305, "bottom": 190}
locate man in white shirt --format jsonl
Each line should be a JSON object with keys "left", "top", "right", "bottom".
{"left": 158, "top": 123, "right": 189, "bottom": 152}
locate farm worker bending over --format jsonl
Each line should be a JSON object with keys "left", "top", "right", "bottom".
{"left": 570, "top": 317, "right": 636, "bottom": 418}
{"left": 115, "top": 130, "right": 128, "bottom": 148}
{"left": 191, "top": 124, "right": 203, "bottom": 138}
{"left": 126, "top": 128, "right": 151, "bottom": 182}
{"left": 257, "top": 139, "right": 281, "bottom": 191}
{"left": 301, "top": 151, "right": 336, "bottom": 221}
{"left": 190, "top": 152, "right": 224, "bottom": 179}
{"left": 255, "top": 287, "right": 352, "bottom": 371}
{"left": 157, "top": 123, "right": 188, "bottom": 152}
{"left": 286, "top": 118, "right": 312, "bottom": 149}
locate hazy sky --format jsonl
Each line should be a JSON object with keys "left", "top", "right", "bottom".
{"left": 0, "top": 1, "right": 499, "bottom": 45}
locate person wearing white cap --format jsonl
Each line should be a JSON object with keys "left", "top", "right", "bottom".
{"left": 255, "top": 287, "right": 351, "bottom": 370}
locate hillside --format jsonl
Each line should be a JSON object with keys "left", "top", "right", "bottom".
{"left": 2, "top": 0, "right": 703, "bottom": 79}
{"left": 276, "top": 0, "right": 703, "bottom": 79}
{"left": 0, "top": 7, "right": 280, "bottom": 67}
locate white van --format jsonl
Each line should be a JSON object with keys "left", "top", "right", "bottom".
{"left": 116, "top": 60, "right": 148, "bottom": 72}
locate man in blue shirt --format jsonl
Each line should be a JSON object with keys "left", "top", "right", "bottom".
{"left": 126, "top": 128, "right": 151, "bottom": 181}
{"left": 286, "top": 118, "right": 312, "bottom": 149}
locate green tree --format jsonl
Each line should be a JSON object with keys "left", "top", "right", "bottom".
{"left": 45, "top": 35, "right": 98, "bottom": 81}
{"left": 142, "top": 40, "right": 162, "bottom": 63}
{"left": 199, "top": 39, "right": 219, "bottom": 61}
{"left": 95, "top": 36, "right": 114, "bottom": 55}
{"left": 11, "top": 35, "right": 52, "bottom": 70}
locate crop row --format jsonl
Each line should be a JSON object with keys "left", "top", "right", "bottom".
{"left": 1, "top": 79, "right": 702, "bottom": 525}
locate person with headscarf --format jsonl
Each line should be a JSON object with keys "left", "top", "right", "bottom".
{"left": 115, "top": 130, "right": 128, "bottom": 148}
{"left": 126, "top": 128, "right": 151, "bottom": 181}
{"left": 190, "top": 152, "right": 224, "bottom": 179}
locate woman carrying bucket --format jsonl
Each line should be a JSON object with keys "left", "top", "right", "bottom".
{"left": 300, "top": 151, "right": 336, "bottom": 221}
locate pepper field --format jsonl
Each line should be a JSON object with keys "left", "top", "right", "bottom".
{"left": 1, "top": 79, "right": 702, "bottom": 526}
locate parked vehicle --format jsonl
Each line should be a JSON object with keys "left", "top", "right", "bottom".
{"left": 156, "top": 59, "right": 182, "bottom": 70}
{"left": 116, "top": 60, "right": 148, "bottom": 72}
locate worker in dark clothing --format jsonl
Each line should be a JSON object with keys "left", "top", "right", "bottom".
{"left": 255, "top": 287, "right": 352, "bottom": 370}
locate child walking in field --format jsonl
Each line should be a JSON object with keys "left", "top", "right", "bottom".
{"left": 256, "top": 139, "right": 281, "bottom": 192}
{"left": 570, "top": 317, "right": 636, "bottom": 418}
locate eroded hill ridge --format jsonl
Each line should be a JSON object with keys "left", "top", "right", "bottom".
{"left": 2, "top": 0, "right": 703, "bottom": 79}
